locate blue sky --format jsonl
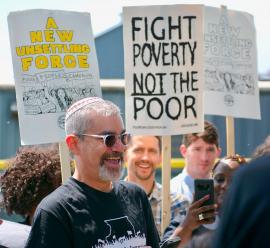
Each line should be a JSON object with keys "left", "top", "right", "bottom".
{"left": 1, "top": 0, "right": 269, "bottom": 84}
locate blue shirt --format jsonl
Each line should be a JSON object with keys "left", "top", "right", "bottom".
{"left": 170, "top": 167, "right": 194, "bottom": 203}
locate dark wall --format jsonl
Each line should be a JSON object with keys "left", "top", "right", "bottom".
{"left": 0, "top": 89, "right": 20, "bottom": 159}
{"left": 95, "top": 25, "right": 124, "bottom": 78}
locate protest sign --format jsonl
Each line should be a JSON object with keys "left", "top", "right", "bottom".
{"left": 204, "top": 6, "right": 260, "bottom": 119}
{"left": 8, "top": 9, "right": 101, "bottom": 145}
{"left": 123, "top": 5, "right": 204, "bottom": 135}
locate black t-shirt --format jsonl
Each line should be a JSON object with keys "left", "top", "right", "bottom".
{"left": 25, "top": 178, "right": 160, "bottom": 248}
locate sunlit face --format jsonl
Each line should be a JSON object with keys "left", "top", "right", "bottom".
{"left": 213, "top": 161, "right": 240, "bottom": 209}
{"left": 125, "top": 136, "right": 161, "bottom": 181}
{"left": 181, "top": 138, "right": 221, "bottom": 179}
{"left": 77, "top": 113, "right": 126, "bottom": 182}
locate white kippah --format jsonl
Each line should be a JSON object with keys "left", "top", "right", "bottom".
{"left": 65, "top": 97, "right": 104, "bottom": 121}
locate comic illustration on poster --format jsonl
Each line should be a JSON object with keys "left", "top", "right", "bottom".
{"left": 123, "top": 5, "right": 204, "bottom": 135}
{"left": 8, "top": 9, "right": 101, "bottom": 144}
{"left": 204, "top": 6, "right": 260, "bottom": 119}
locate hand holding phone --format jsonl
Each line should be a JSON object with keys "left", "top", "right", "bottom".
{"left": 194, "top": 179, "right": 216, "bottom": 222}
{"left": 194, "top": 179, "right": 214, "bottom": 206}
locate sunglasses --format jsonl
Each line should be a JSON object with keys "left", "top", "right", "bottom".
{"left": 78, "top": 133, "right": 131, "bottom": 147}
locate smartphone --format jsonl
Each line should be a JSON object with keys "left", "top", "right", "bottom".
{"left": 194, "top": 179, "right": 214, "bottom": 206}
{"left": 160, "top": 237, "right": 181, "bottom": 248}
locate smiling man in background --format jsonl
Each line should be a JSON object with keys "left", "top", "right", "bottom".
{"left": 125, "top": 135, "right": 188, "bottom": 236}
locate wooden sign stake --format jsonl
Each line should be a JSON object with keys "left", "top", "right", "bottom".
{"left": 226, "top": 116, "right": 235, "bottom": 156}
{"left": 161, "top": 135, "right": 171, "bottom": 233}
{"left": 59, "top": 141, "right": 71, "bottom": 184}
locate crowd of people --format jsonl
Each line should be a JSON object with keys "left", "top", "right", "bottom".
{"left": 1, "top": 96, "right": 270, "bottom": 248}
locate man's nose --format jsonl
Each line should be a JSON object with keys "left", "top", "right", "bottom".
{"left": 200, "top": 150, "right": 208, "bottom": 160}
{"left": 141, "top": 151, "right": 150, "bottom": 160}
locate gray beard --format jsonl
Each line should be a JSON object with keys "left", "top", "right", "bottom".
{"left": 99, "top": 161, "right": 124, "bottom": 182}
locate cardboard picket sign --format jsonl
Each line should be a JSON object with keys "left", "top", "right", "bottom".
{"left": 8, "top": 9, "right": 101, "bottom": 145}
{"left": 204, "top": 6, "right": 260, "bottom": 154}
{"left": 123, "top": 4, "right": 205, "bottom": 136}
{"left": 8, "top": 9, "right": 102, "bottom": 183}
{"left": 204, "top": 6, "right": 260, "bottom": 120}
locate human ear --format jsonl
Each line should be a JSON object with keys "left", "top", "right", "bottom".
{"left": 66, "top": 135, "right": 80, "bottom": 155}
{"left": 179, "top": 144, "right": 187, "bottom": 158}
{"left": 216, "top": 147, "right": 222, "bottom": 157}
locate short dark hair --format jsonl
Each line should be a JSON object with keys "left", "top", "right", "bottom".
{"left": 182, "top": 121, "right": 219, "bottom": 148}
{"left": 0, "top": 145, "right": 61, "bottom": 218}
{"left": 155, "top": 136, "right": 162, "bottom": 152}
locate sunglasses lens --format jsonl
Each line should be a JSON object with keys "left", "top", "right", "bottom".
{"left": 121, "top": 133, "right": 131, "bottom": 145}
{"left": 104, "top": 133, "right": 131, "bottom": 147}
{"left": 105, "top": 135, "right": 116, "bottom": 147}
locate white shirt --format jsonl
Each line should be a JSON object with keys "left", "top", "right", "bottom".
{"left": 170, "top": 167, "right": 194, "bottom": 203}
{"left": 0, "top": 220, "right": 30, "bottom": 248}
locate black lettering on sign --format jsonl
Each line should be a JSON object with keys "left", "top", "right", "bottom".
{"left": 131, "top": 16, "right": 197, "bottom": 41}
{"left": 132, "top": 72, "right": 166, "bottom": 96}
{"left": 133, "top": 95, "right": 197, "bottom": 120}
{"left": 151, "top": 17, "right": 165, "bottom": 40}
{"left": 185, "top": 95, "right": 196, "bottom": 118}
{"left": 183, "top": 16, "right": 196, "bottom": 39}
{"left": 170, "top": 71, "right": 199, "bottom": 93}
{"left": 132, "top": 42, "right": 197, "bottom": 67}
{"left": 147, "top": 97, "right": 163, "bottom": 120}
{"left": 165, "top": 97, "right": 181, "bottom": 120}
{"left": 133, "top": 97, "right": 145, "bottom": 120}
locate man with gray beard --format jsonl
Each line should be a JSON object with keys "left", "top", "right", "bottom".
{"left": 25, "top": 97, "right": 160, "bottom": 248}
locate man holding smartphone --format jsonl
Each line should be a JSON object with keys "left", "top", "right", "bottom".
{"left": 170, "top": 121, "right": 221, "bottom": 203}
